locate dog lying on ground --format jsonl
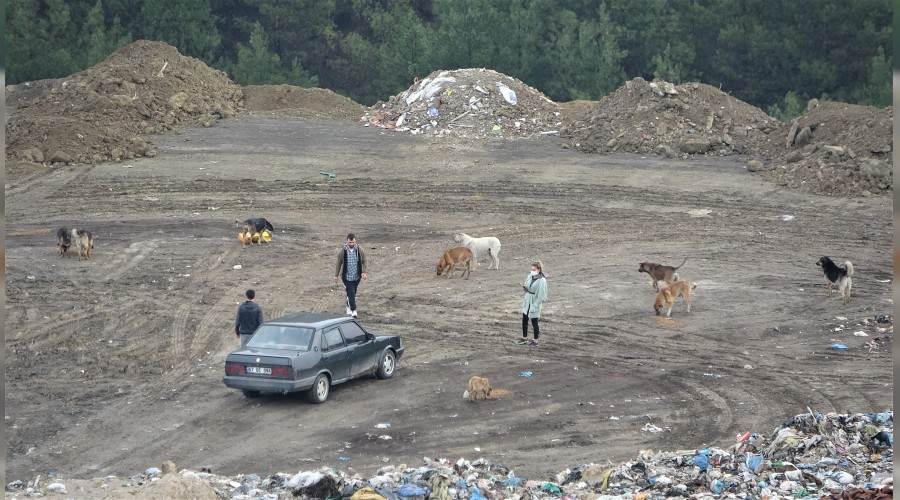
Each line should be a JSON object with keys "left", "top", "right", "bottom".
{"left": 57, "top": 227, "right": 72, "bottom": 257}
{"left": 654, "top": 280, "right": 696, "bottom": 318}
{"left": 453, "top": 232, "right": 501, "bottom": 270}
{"left": 437, "top": 247, "right": 475, "bottom": 279}
{"left": 817, "top": 256, "right": 854, "bottom": 304}
{"left": 71, "top": 228, "right": 94, "bottom": 260}
{"left": 467, "top": 376, "right": 492, "bottom": 401}
{"left": 639, "top": 258, "right": 687, "bottom": 291}
{"left": 236, "top": 218, "right": 274, "bottom": 246}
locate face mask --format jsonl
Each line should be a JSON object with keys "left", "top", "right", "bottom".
{"left": 530, "top": 271, "right": 538, "bottom": 276}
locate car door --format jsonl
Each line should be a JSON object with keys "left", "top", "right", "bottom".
{"left": 320, "top": 327, "right": 351, "bottom": 383}
{"left": 341, "top": 321, "right": 378, "bottom": 377}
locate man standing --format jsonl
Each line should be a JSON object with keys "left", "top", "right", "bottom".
{"left": 333, "top": 233, "right": 367, "bottom": 317}
{"left": 235, "top": 289, "right": 263, "bottom": 346}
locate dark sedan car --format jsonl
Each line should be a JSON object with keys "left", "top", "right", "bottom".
{"left": 223, "top": 312, "right": 404, "bottom": 403}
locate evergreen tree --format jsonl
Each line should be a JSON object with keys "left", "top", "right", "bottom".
{"left": 137, "top": 0, "right": 221, "bottom": 60}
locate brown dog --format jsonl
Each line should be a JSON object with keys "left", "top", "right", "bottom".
{"left": 437, "top": 247, "right": 474, "bottom": 279}
{"left": 639, "top": 258, "right": 687, "bottom": 291}
{"left": 71, "top": 228, "right": 94, "bottom": 260}
{"left": 467, "top": 376, "right": 492, "bottom": 401}
{"left": 654, "top": 280, "right": 696, "bottom": 318}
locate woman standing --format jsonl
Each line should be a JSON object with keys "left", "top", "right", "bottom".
{"left": 518, "top": 261, "right": 548, "bottom": 347}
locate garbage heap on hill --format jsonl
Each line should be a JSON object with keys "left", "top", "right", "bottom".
{"left": 6, "top": 410, "right": 892, "bottom": 499}
{"left": 361, "top": 68, "right": 561, "bottom": 139}
{"left": 559, "top": 76, "right": 780, "bottom": 158}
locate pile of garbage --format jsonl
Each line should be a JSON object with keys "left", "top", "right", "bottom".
{"left": 7, "top": 410, "right": 891, "bottom": 499}
{"left": 361, "top": 68, "right": 562, "bottom": 139}
{"left": 559, "top": 77, "right": 780, "bottom": 158}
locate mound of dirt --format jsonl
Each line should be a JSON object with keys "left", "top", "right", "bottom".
{"left": 559, "top": 77, "right": 780, "bottom": 158}
{"left": 242, "top": 85, "right": 367, "bottom": 120}
{"left": 5, "top": 40, "right": 244, "bottom": 165}
{"left": 362, "top": 68, "right": 561, "bottom": 139}
{"left": 752, "top": 101, "right": 893, "bottom": 196}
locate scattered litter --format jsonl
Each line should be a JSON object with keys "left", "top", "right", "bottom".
{"left": 829, "top": 344, "right": 848, "bottom": 350}
{"left": 853, "top": 331, "right": 869, "bottom": 337}
{"left": 374, "top": 423, "right": 391, "bottom": 429}
{"left": 320, "top": 172, "right": 336, "bottom": 178}
{"left": 780, "top": 214, "right": 795, "bottom": 221}
{"left": 5, "top": 411, "right": 892, "bottom": 499}
{"left": 519, "top": 371, "right": 533, "bottom": 377}
{"left": 642, "top": 423, "right": 667, "bottom": 433}
{"left": 232, "top": 265, "right": 242, "bottom": 270}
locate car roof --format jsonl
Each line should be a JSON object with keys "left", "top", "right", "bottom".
{"left": 264, "top": 312, "right": 351, "bottom": 329}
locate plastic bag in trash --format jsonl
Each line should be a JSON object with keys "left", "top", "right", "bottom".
{"left": 497, "top": 83, "right": 517, "bottom": 105}
{"left": 746, "top": 453, "right": 764, "bottom": 473}
{"left": 692, "top": 453, "right": 709, "bottom": 471}
{"left": 397, "top": 483, "right": 428, "bottom": 497}
{"left": 468, "top": 486, "right": 488, "bottom": 500}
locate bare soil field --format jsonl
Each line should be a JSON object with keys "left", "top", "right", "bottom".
{"left": 5, "top": 114, "right": 893, "bottom": 486}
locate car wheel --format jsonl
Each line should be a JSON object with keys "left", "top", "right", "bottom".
{"left": 242, "top": 390, "right": 261, "bottom": 398}
{"left": 376, "top": 350, "right": 396, "bottom": 379}
{"left": 307, "top": 374, "right": 330, "bottom": 404}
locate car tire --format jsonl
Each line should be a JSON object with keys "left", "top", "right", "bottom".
{"left": 376, "top": 350, "right": 396, "bottom": 379}
{"left": 307, "top": 374, "right": 330, "bottom": 404}
{"left": 242, "top": 390, "right": 261, "bottom": 398}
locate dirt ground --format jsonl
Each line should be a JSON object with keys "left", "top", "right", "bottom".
{"left": 4, "top": 41, "right": 894, "bottom": 491}
{"left": 4, "top": 113, "right": 894, "bottom": 487}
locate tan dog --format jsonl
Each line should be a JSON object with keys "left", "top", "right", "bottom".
{"left": 654, "top": 280, "right": 696, "bottom": 318}
{"left": 467, "top": 376, "right": 492, "bottom": 401}
{"left": 639, "top": 258, "right": 687, "bottom": 291}
{"left": 437, "top": 247, "right": 474, "bottom": 279}
{"left": 71, "top": 228, "right": 94, "bottom": 260}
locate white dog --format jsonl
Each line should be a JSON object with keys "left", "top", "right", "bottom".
{"left": 453, "top": 232, "right": 501, "bottom": 270}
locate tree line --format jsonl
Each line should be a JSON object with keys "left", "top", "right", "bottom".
{"left": 6, "top": 0, "right": 892, "bottom": 118}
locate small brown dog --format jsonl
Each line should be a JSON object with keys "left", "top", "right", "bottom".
{"left": 654, "top": 280, "right": 696, "bottom": 318}
{"left": 437, "top": 247, "right": 474, "bottom": 279}
{"left": 639, "top": 258, "right": 687, "bottom": 291}
{"left": 817, "top": 256, "right": 854, "bottom": 304}
{"left": 71, "top": 228, "right": 94, "bottom": 260}
{"left": 467, "top": 376, "right": 492, "bottom": 401}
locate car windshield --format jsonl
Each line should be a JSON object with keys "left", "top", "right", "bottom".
{"left": 246, "top": 325, "right": 314, "bottom": 351}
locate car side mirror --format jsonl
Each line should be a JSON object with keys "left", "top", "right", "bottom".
{"left": 366, "top": 332, "right": 375, "bottom": 341}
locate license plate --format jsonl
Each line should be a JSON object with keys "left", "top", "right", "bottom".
{"left": 246, "top": 366, "right": 271, "bottom": 375}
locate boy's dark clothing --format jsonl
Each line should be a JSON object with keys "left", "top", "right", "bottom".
{"left": 235, "top": 300, "right": 263, "bottom": 335}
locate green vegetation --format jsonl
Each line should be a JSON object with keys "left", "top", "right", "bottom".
{"left": 6, "top": 0, "right": 892, "bottom": 114}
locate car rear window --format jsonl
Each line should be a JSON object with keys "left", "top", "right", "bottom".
{"left": 247, "top": 325, "right": 314, "bottom": 350}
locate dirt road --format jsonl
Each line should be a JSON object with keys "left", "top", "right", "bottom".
{"left": 5, "top": 116, "right": 893, "bottom": 482}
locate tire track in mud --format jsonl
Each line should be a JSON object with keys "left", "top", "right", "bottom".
{"left": 5, "top": 164, "right": 93, "bottom": 215}
{"left": 104, "top": 240, "right": 160, "bottom": 282}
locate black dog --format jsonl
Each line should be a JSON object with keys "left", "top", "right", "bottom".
{"left": 56, "top": 227, "right": 72, "bottom": 256}
{"left": 816, "top": 256, "right": 854, "bottom": 304}
{"left": 236, "top": 218, "right": 274, "bottom": 234}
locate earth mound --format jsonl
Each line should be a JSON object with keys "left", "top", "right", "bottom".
{"left": 362, "top": 68, "right": 561, "bottom": 139}
{"left": 5, "top": 40, "right": 244, "bottom": 166}
{"left": 242, "top": 85, "right": 367, "bottom": 120}
{"left": 559, "top": 77, "right": 780, "bottom": 158}
{"left": 753, "top": 100, "right": 893, "bottom": 196}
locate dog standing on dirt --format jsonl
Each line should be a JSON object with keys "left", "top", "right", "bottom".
{"left": 71, "top": 228, "right": 94, "bottom": 260}
{"left": 467, "top": 376, "right": 492, "bottom": 401}
{"left": 57, "top": 227, "right": 73, "bottom": 257}
{"left": 654, "top": 280, "right": 696, "bottom": 318}
{"left": 817, "top": 256, "right": 854, "bottom": 304}
{"left": 437, "top": 247, "right": 475, "bottom": 279}
{"left": 639, "top": 258, "right": 687, "bottom": 291}
{"left": 236, "top": 218, "right": 274, "bottom": 246}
